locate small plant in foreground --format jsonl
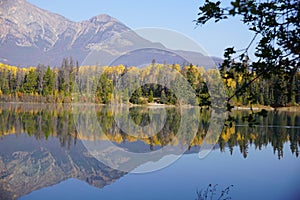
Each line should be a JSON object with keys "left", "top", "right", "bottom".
{"left": 196, "top": 184, "right": 234, "bottom": 200}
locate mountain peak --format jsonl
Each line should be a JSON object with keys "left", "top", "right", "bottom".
{"left": 89, "top": 14, "right": 117, "bottom": 24}
{"left": 0, "top": 0, "right": 137, "bottom": 67}
{"left": 0, "top": 0, "right": 214, "bottom": 69}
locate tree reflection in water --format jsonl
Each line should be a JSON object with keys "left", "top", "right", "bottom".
{"left": 0, "top": 104, "right": 299, "bottom": 199}
{"left": 0, "top": 104, "right": 298, "bottom": 159}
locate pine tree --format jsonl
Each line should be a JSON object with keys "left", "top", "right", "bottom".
{"left": 148, "top": 90, "right": 154, "bottom": 103}
{"left": 23, "top": 69, "right": 37, "bottom": 94}
{"left": 43, "top": 66, "right": 54, "bottom": 96}
{"left": 96, "top": 74, "right": 113, "bottom": 104}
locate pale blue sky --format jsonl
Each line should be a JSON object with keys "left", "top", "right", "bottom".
{"left": 27, "top": 0, "right": 256, "bottom": 58}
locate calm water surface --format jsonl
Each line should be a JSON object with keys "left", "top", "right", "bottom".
{"left": 0, "top": 104, "right": 299, "bottom": 200}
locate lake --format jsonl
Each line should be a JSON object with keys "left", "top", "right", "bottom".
{"left": 0, "top": 104, "right": 299, "bottom": 200}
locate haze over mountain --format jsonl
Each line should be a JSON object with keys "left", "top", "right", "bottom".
{"left": 0, "top": 0, "right": 221, "bottom": 68}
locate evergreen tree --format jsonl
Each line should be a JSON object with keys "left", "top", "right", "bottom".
{"left": 148, "top": 90, "right": 154, "bottom": 103}
{"left": 36, "top": 64, "right": 46, "bottom": 95}
{"left": 43, "top": 66, "right": 54, "bottom": 96}
{"left": 96, "top": 73, "right": 113, "bottom": 104}
{"left": 23, "top": 69, "right": 37, "bottom": 94}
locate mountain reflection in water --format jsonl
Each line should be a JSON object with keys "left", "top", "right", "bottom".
{"left": 0, "top": 104, "right": 299, "bottom": 199}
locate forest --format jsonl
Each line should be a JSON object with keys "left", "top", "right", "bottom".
{"left": 0, "top": 57, "right": 299, "bottom": 107}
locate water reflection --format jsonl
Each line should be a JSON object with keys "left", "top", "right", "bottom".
{"left": 0, "top": 104, "right": 299, "bottom": 199}
{"left": 0, "top": 134, "right": 125, "bottom": 200}
{"left": 0, "top": 104, "right": 299, "bottom": 158}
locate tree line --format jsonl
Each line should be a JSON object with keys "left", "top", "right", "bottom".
{"left": 0, "top": 58, "right": 299, "bottom": 107}
{"left": 0, "top": 58, "right": 78, "bottom": 103}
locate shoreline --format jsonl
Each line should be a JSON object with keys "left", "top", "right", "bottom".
{"left": 0, "top": 102, "right": 299, "bottom": 111}
{"left": 233, "top": 105, "right": 300, "bottom": 112}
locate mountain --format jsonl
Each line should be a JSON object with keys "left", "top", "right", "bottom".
{"left": 0, "top": 134, "right": 126, "bottom": 200}
{"left": 0, "top": 0, "right": 155, "bottom": 67}
{"left": 0, "top": 0, "right": 221, "bottom": 68}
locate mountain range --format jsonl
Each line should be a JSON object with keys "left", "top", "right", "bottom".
{"left": 0, "top": 0, "right": 221, "bottom": 67}
{"left": 0, "top": 134, "right": 126, "bottom": 200}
